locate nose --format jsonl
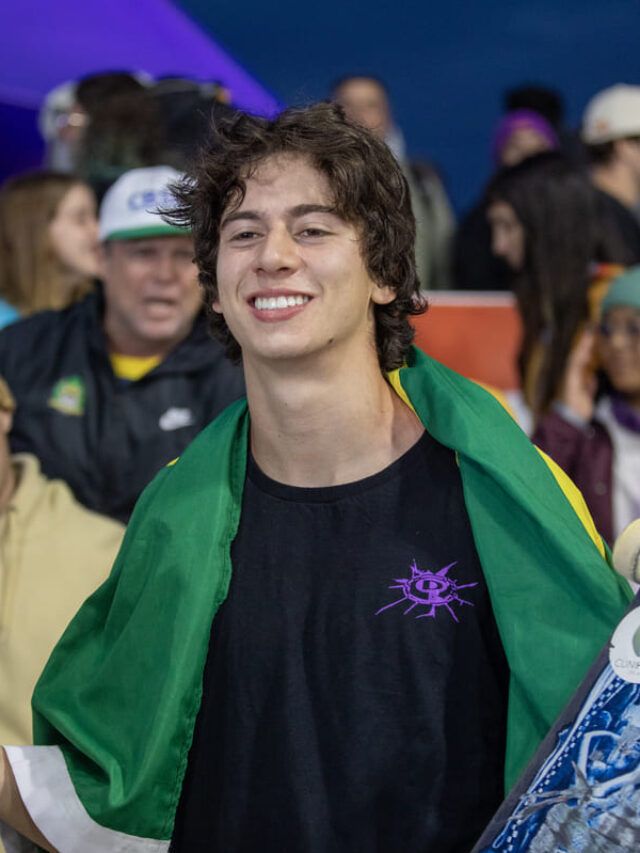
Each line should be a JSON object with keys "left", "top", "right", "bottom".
{"left": 154, "top": 252, "right": 179, "bottom": 284}
{"left": 255, "top": 225, "right": 302, "bottom": 275}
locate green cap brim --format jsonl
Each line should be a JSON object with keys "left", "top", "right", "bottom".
{"left": 104, "top": 224, "right": 190, "bottom": 242}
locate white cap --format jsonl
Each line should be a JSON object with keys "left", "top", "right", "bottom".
{"left": 99, "top": 165, "right": 189, "bottom": 242}
{"left": 582, "top": 84, "right": 640, "bottom": 144}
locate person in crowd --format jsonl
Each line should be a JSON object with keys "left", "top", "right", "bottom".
{"left": 582, "top": 84, "right": 640, "bottom": 264}
{"left": 0, "top": 165, "right": 244, "bottom": 523}
{"left": 0, "top": 376, "right": 123, "bottom": 750}
{"left": 0, "top": 171, "right": 99, "bottom": 318}
{"left": 0, "top": 103, "right": 630, "bottom": 853}
{"left": 151, "top": 77, "right": 235, "bottom": 171}
{"left": 38, "top": 80, "right": 86, "bottom": 174}
{"left": 331, "top": 74, "right": 455, "bottom": 290}
{"left": 533, "top": 267, "right": 640, "bottom": 545}
{"left": 486, "top": 151, "right": 629, "bottom": 426}
{"left": 492, "top": 109, "right": 559, "bottom": 168}
{"left": 503, "top": 82, "right": 587, "bottom": 166}
{"left": 73, "top": 71, "right": 164, "bottom": 202}
{"left": 453, "top": 109, "right": 560, "bottom": 292}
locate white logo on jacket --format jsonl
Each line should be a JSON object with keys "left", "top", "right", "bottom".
{"left": 159, "top": 407, "right": 195, "bottom": 431}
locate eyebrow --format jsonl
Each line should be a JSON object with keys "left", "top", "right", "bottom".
{"left": 220, "top": 204, "right": 337, "bottom": 229}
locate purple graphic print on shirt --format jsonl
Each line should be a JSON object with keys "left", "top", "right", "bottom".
{"left": 375, "top": 560, "right": 478, "bottom": 622}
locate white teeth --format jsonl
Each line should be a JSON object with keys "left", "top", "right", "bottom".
{"left": 254, "top": 295, "right": 310, "bottom": 311}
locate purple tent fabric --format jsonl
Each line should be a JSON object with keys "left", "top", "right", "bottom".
{"left": 0, "top": 0, "right": 280, "bottom": 115}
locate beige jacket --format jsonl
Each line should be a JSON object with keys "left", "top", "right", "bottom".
{"left": 0, "top": 454, "right": 123, "bottom": 747}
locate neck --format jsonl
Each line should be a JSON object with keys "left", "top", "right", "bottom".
{"left": 245, "top": 346, "right": 424, "bottom": 487}
{"left": 591, "top": 162, "right": 640, "bottom": 209}
{"left": 103, "top": 322, "right": 166, "bottom": 359}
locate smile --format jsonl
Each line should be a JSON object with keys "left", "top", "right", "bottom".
{"left": 253, "top": 295, "right": 310, "bottom": 310}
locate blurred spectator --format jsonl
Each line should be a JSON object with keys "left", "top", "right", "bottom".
{"left": 38, "top": 80, "right": 86, "bottom": 173}
{"left": 504, "top": 82, "right": 586, "bottom": 166}
{"left": 0, "top": 166, "right": 245, "bottom": 522}
{"left": 533, "top": 268, "right": 640, "bottom": 544}
{"left": 151, "top": 77, "right": 235, "bottom": 171}
{"left": 582, "top": 84, "right": 640, "bottom": 264}
{"left": 453, "top": 109, "right": 560, "bottom": 291}
{"left": 486, "top": 152, "right": 627, "bottom": 422}
{"left": 74, "top": 71, "right": 164, "bottom": 202}
{"left": 331, "top": 74, "right": 455, "bottom": 290}
{"left": 0, "top": 171, "right": 98, "bottom": 315}
{"left": 492, "top": 110, "right": 559, "bottom": 167}
{"left": 0, "top": 376, "right": 123, "bottom": 748}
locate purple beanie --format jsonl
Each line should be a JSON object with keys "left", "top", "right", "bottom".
{"left": 492, "top": 109, "right": 559, "bottom": 164}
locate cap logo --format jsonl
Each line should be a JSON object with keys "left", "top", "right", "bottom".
{"left": 127, "top": 188, "right": 175, "bottom": 212}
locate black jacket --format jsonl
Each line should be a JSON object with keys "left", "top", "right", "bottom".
{"left": 0, "top": 291, "right": 245, "bottom": 521}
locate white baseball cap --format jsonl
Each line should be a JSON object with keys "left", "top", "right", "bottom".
{"left": 582, "top": 84, "right": 640, "bottom": 144}
{"left": 99, "top": 165, "right": 189, "bottom": 242}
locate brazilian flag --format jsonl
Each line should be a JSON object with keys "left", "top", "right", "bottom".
{"left": 1, "top": 348, "right": 630, "bottom": 851}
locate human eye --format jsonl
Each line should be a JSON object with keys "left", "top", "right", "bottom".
{"left": 298, "top": 225, "right": 331, "bottom": 239}
{"left": 228, "top": 228, "right": 261, "bottom": 243}
{"left": 129, "top": 245, "right": 156, "bottom": 259}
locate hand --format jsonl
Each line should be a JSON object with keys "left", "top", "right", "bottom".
{"left": 559, "top": 329, "right": 598, "bottom": 422}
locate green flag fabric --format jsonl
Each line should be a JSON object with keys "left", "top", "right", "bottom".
{"left": 13, "top": 347, "right": 630, "bottom": 848}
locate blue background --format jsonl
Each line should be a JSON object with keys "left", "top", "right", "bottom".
{"left": 179, "top": 0, "right": 639, "bottom": 212}
{"left": 1, "top": 0, "right": 637, "bottom": 213}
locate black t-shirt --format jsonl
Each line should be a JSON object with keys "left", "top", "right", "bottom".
{"left": 171, "top": 431, "right": 509, "bottom": 852}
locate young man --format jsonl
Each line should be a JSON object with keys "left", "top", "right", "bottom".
{"left": 0, "top": 104, "right": 632, "bottom": 852}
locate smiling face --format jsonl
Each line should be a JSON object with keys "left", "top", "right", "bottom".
{"left": 214, "top": 154, "right": 396, "bottom": 370}
{"left": 100, "top": 235, "right": 201, "bottom": 357}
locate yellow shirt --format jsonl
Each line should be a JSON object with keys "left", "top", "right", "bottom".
{"left": 109, "top": 353, "right": 161, "bottom": 382}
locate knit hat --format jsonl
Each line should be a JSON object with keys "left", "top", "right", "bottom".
{"left": 492, "top": 109, "right": 559, "bottom": 164}
{"left": 582, "top": 84, "right": 640, "bottom": 144}
{"left": 601, "top": 266, "right": 640, "bottom": 315}
{"left": 99, "top": 166, "right": 188, "bottom": 242}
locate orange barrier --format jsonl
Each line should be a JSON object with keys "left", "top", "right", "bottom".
{"left": 411, "top": 292, "right": 522, "bottom": 391}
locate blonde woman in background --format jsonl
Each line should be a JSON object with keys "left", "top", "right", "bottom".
{"left": 0, "top": 171, "right": 99, "bottom": 318}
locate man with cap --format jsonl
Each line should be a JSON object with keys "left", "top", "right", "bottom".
{"left": 0, "top": 165, "right": 244, "bottom": 522}
{"left": 582, "top": 84, "right": 640, "bottom": 264}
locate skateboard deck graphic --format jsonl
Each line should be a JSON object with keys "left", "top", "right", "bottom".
{"left": 473, "top": 594, "right": 640, "bottom": 852}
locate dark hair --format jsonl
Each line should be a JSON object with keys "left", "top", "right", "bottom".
{"left": 75, "top": 72, "right": 164, "bottom": 202}
{"left": 585, "top": 140, "right": 616, "bottom": 166}
{"left": 487, "top": 152, "right": 615, "bottom": 414}
{"left": 503, "top": 84, "right": 565, "bottom": 130}
{"left": 170, "top": 102, "right": 425, "bottom": 370}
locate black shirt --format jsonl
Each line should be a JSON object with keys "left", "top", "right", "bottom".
{"left": 171, "top": 431, "right": 509, "bottom": 852}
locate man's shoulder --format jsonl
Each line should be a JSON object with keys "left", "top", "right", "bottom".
{"left": 13, "top": 452, "right": 124, "bottom": 539}
{"left": 0, "top": 295, "right": 95, "bottom": 351}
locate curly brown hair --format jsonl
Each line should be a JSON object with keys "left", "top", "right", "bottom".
{"left": 169, "top": 102, "right": 425, "bottom": 371}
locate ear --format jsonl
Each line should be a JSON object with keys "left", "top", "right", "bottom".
{"left": 370, "top": 282, "right": 397, "bottom": 306}
{"left": 211, "top": 297, "right": 223, "bottom": 315}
